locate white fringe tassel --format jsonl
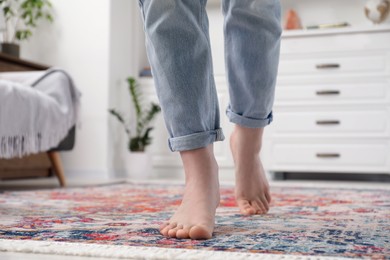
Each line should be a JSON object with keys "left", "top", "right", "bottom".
{"left": 0, "top": 239, "right": 350, "bottom": 260}
{"left": 0, "top": 116, "right": 76, "bottom": 159}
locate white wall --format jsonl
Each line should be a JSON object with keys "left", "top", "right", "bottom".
{"left": 20, "top": 0, "right": 139, "bottom": 180}
{"left": 108, "top": 0, "right": 141, "bottom": 177}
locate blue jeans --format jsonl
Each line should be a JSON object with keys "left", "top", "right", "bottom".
{"left": 138, "top": 0, "right": 281, "bottom": 152}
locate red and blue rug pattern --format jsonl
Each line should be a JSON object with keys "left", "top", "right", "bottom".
{"left": 0, "top": 183, "right": 389, "bottom": 259}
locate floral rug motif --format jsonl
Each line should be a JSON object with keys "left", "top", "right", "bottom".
{"left": 0, "top": 183, "right": 389, "bottom": 259}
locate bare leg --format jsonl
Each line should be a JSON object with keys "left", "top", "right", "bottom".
{"left": 230, "top": 125, "right": 271, "bottom": 215}
{"left": 159, "top": 144, "right": 220, "bottom": 239}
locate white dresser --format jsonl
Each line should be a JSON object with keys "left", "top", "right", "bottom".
{"left": 262, "top": 26, "right": 390, "bottom": 175}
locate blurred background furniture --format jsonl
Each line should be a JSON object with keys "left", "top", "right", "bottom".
{"left": 262, "top": 27, "right": 390, "bottom": 177}
{"left": 0, "top": 52, "right": 76, "bottom": 187}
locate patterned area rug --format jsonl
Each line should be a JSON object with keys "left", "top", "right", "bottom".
{"left": 0, "top": 182, "right": 389, "bottom": 259}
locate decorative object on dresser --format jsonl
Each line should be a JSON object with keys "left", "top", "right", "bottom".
{"left": 0, "top": 0, "right": 53, "bottom": 57}
{"left": 109, "top": 77, "right": 161, "bottom": 179}
{"left": 364, "top": 0, "right": 390, "bottom": 24}
{"left": 262, "top": 26, "right": 390, "bottom": 177}
{"left": 284, "top": 9, "right": 302, "bottom": 30}
{"left": 0, "top": 52, "right": 77, "bottom": 187}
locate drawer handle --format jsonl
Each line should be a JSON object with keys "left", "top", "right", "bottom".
{"left": 316, "top": 63, "right": 340, "bottom": 69}
{"left": 316, "top": 120, "right": 340, "bottom": 125}
{"left": 316, "top": 153, "right": 340, "bottom": 158}
{"left": 316, "top": 90, "right": 340, "bottom": 96}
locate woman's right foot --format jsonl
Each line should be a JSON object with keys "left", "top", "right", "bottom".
{"left": 159, "top": 144, "right": 220, "bottom": 240}
{"left": 230, "top": 125, "right": 271, "bottom": 215}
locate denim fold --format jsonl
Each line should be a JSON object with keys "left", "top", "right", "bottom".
{"left": 168, "top": 128, "right": 225, "bottom": 152}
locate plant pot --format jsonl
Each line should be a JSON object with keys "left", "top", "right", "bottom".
{"left": 1, "top": 43, "right": 20, "bottom": 58}
{"left": 124, "top": 152, "right": 153, "bottom": 180}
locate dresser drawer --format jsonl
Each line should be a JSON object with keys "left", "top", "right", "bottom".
{"left": 273, "top": 109, "right": 389, "bottom": 136}
{"left": 275, "top": 82, "right": 389, "bottom": 104}
{"left": 280, "top": 29, "right": 390, "bottom": 54}
{"left": 278, "top": 52, "right": 386, "bottom": 76}
{"left": 272, "top": 143, "right": 388, "bottom": 167}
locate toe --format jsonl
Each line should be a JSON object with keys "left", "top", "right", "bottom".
{"left": 259, "top": 196, "right": 269, "bottom": 212}
{"left": 250, "top": 200, "right": 261, "bottom": 214}
{"left": 265, "top": 190, "right": 272, "bottom": 203}
{"left": 252, "top": 200, "right": 266, "bottom": 214}
{"left": 159, "top": 222, "right": 169, "bottom": 231}
{"left": 160, "top": 222, "right": 177, "bottom": 237}
{"left": 168, "top": 225, "right": 183, "bottom": 238}
{"left": 160, "top": 226, "right": 170, "bottom": 237}
{"left": 189, "top": 225, "right": 212, "bottom": 240}
{"left": 176, "top": 226, "right": 191, "bottom": 239}
{"left": 237, "top": 200, "right": 256, "bottom": 215}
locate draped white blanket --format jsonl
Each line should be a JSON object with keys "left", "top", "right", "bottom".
{"left": 0, "top": 69, "right": 81, "bottom": 158}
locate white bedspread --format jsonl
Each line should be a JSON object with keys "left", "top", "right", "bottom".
{"left": 0, "top": 68, "right": 81, "bottom": 158}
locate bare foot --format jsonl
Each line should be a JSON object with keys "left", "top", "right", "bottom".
{"left": 159, "top": 144, "right": 220, "bottom": 240}
{"left": 230, "top": 125, "right": 271, "bottom": 215}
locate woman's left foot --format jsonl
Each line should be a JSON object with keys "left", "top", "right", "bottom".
{"left": 230, "top": 125, "right": 271, "bottom": 215}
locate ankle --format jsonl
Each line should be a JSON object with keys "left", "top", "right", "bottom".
{"left": 180, "top": 144, "right": 215, "bottom": 163}
{"left": 180, "top": 144, "right": 219, "bottom": 182}
{"left": 232, "top": 125, "right": 264, "bottom": 153}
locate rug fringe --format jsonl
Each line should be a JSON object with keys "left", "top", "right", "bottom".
{"left": 0, "top": 239, "right": 352, "bottom": 260}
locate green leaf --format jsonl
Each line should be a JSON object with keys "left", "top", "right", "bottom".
{"left": 46, "top": 13, "right": 53, "bottom": 22}
{"left": 127, "top": 77, "right": 144, "bottom": 136}
{"left": 3, "top": 6, "right": 14, "bottom": 17}
{"left": 141, "top": 127, "right": 153, "bottom": 146}
{"left": 128, "top": 77, "right": 142, "bottom": 117}
{"left": 142, "top": 103, "right": 161, "bottom": 126}
{"left": 108, "top": 109, "right": 131, "bottom": 137}
{"left": 15, "top": 30, "right": 33, "bottom": 41}
{"left": 5, "top": 0, "right": 54, "bottom": 43}
{"left": 35, "top": 11, "right": 42, "bottom": 19}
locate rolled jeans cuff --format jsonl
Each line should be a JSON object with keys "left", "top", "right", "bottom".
{"left": 168, "top": 128, "right": 225, "bottom": 152}
{"left": 226, "top": 109, "right": 273, "bottom": 128}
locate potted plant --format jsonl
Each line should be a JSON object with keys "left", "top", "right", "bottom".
{"left": 0, "top": 0, "right": 53, "bottom": 57}
{"left": 109, "top": 77, "right": 161, "bottom": 179}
